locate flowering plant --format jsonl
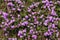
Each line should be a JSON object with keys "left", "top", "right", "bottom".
{"left": 0, "top": 0, "right": 60, "bottom": 40}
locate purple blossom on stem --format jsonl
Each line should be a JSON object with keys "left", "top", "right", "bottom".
{"left": 7, "top": 2, "right": 14, "bottom": 7}
{"left": 40, "top": 14, "right": 44, "bottom": 18}
{"left": 32, "top": 35, "right": 37, "bottom": 39}
{"left": 18, "top": 30, "right": 23, "bottom": 38}
{"left": 10, "top": 25, "right": 15, "bottom": 28}
{"left": 51, "top": 9, "right": 57, "bottom": 16}
{"left": 43, "top": 20, "right": 49, "bottom": 26}
{"left": 52, "top": 24, "right": 56, "bottom": 28}
{"left": 29, "top": 29, "right": 34, "bottom": 34}
{"left": 23, "top": 29, "right": 26, "bottom": 33}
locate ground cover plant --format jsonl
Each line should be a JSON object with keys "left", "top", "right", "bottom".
{"left": 0, "top": 0, "right": 60, "bottom": 40}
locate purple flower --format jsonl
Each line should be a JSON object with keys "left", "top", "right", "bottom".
{"left": 27, "top": 8, "right": 31, "bottom": 12}
{"left": 42, "top": 1, "right": 46, "bottom": 3}
{"left": 52, "top": 24, "right": 56, "bottom": 28}
{"left": 11, "top": 25, "right": 15, "bottom": 28}
{"left": 32, "top": 12, "right": 36, "bottom": 15}
{"left": 32, "top": 35, "right": 37, "bottom": 39}
{"left": 18, "top": 31, "right": 23, "bottom": 35}
{"left": 43, "top": 20, "right": 49, "bottom": 26}
{"left": 48, "top": 29, "right": 51, "bottom": 32}
{"left": 21, "top": 5, "right": 24, "bottom": 8}
{"left": 11, "top": 16, "right": 15, "bottom": 19}
{"left": 4, "top": 33, "right": 8, "bottom": 36}
{"left": 15, "top": 0, "right": 23, "bottom": 5}
{"left": 23, "top": 33, "right": 26, "bottom": 36}
{"left": 40, "top": 14, "right": 44, "bottom": 18}
{"left": 44, "top": 32, "right": 49, "bottom": 36}
{"left": 7, "top": 2, "right": 14, "bottom": 7}
{"left": 4, "top": 22, "right": 8, "bottom": 26}
{"left": 34, "top": 21, "right": 39, "bottom": 24}
{"left": 55, "top": 18, "right": 59, "bottom": 21}
{"left": 19, "top": 35, "right": 23, "bottom": 38}
{"left": 56, "top": 32, "right": 59, "bottom": 37}
{"left": 46, "top": 2, "right": 49, "bottom": 6}
{"left": 17, "top": 24, "right": 21, "bottom": 27}
{"left": 51, "top": 19, "right": 54, "bottom": 22}
{"left": 34, "top": 18, "right": 37, "bottom": 21}
{"left": 43, "top": 22, "right": 48, "bottom": 26}
{"left": 28, "top": 14, "right": 32, "bottom": 17}
{"left": 21, "top": 22, "right": 25, "bottom": 26}
{"left": 57, "top": 1, "right": 60, "bottom": 4}
{"left": 23, "top": 29, "right": 26, "bottom": 33}
{"left": 43, "top": 6, "right": 46, "bottom": 9}
{"left": 49, "top": 32, "right": 53, "bottom": 36}
{"left": 42, "top": 0, "right": 53, "bottom": 11}
{"left": 18, "top": 30, "right": 23, "bottom": 38}
{"left": 17, "top": 8, "right": 21, "bottom": 11}
{"left": 2, "top": 22, "right": 5, "bottom": 24}
{"left": 2, "top": 27, "right": 7, "bottom": 31}
{"left": 24, "top": 21, "right": 28, "bottom": 25}
{"left": 8, "top": 20, "right": 15, "bottom": 25}
{"left": 12, "top": 8, "right": 16, "bottom": 11}
{"left": 17, "top": 14, "right": 20, "bottom": 19}
{"left": 48, "top": 24, "right": 51, "bottom": 29}
{"left": 30, "top": 4, "right": 34, "bottom": 9}
{"left": 33, "top": 16, "right": 36, "bottom": 19}
{"left": 8, "top": 38, "right": 12, "bottom": 40}
{"left": 47, "top": 6, "right": 51, "bottom": 11}
{"left": 34, "top": 2, "right": 40, "bottom": 7}
{"left": 2, "top": 12, "right": 8, "bottom": 17}
{"left": 0, "top": 11, "right": 2, "bottom": 15}
{"left": 51, "top": 9, "right": 57, "bottom": 16}
{"left": 29, "top": 29, "right": 33, "bottom": 34}
{"left": 48, "top": 16, "right": 53, "bottom": 21}
{"left": 25, "top": 15, "right": 29, "bottom": 19}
